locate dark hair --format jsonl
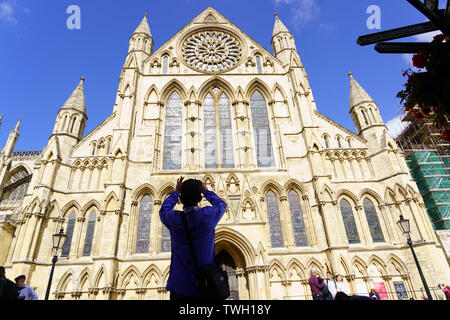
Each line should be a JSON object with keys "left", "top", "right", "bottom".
{"left": 0, "top": 266, "right": 5, "bottom": 275}
{"left": 15, "top": 275, "right": 26, "bottom": 282}
{"left": 180, "top": 179, "right": 203, "bottom": 207}
{"left": 334, "top": 292, "right": 349, "bottom": 300}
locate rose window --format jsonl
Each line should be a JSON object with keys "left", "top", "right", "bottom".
{"left": 181, "top": 30, "right": 243, "bottom": 73}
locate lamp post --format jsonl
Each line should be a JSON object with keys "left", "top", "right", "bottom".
{"left": 396, "top": 215, "right": 433, "bottom": 300}
{"left": 44, "top": 228, "right": 68, "bottom": 300}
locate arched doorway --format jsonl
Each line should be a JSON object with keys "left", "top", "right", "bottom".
{"left": 216, "top": 250, "right": 239, "bottom": 300}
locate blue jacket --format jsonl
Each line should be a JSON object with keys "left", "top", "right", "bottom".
{"left": 159, "top": 189, "right": 227, "bottom": 297}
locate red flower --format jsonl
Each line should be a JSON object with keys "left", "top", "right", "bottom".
{"left": 412, "top": 50, "right": 428, "bottom": 69}
{"left": 443, "top": 130, "right": 450, "bottom": 142}
{"left": 413, "top": 112, "right": 425, "bottom": 120}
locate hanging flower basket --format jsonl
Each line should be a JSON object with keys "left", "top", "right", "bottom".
{"left": 397, "top": 34, "right": 450, "bottom": 142}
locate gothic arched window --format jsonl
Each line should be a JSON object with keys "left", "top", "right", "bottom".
{"left": 61, "top": 212, "right": 76, "bottom": 257}
{"left": 163, "top": 92, "right": 182, "bottom": 170}
{"left": 337, "top": 137, "right": 342, "bottom": 148}
{"left": 361, "top": 109, "right": 369, "bottom": 125}
{"left": 340, "top": 199, "right": 360, "bottom": 244}
{"left": 363, "top": 198, "right": 385, "bottom": 242}
{"left": 323, "top": 136, "right": 329, "bottom": 149}
{"left": 288, "top": 190, "right": 308, "bottom": 247}
{"left": 265, "top": 190, "right": 284, "bottom": 248}
{"left": 250, "top": 90, "right": 275, "bottom": 167}
{"left": 162, "top": 56, "right": 169, "bottom": 74}
{"left": 256, "top": 56, "right": 262, "bottom": 74}
{"left": 204, "top": 88, "right": 234, "bottom": 169}
{"left": 136, "top": 195, "right": 152, "bottom": 253}
{"left": 83, "top": 211, "right": 96, "bottom": 256}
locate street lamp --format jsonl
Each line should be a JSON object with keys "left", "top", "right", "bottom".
{"left": 396, "top": 215, "right": 433, "bottom": 300}
{"left": 44, "top": 228, "right": 68, "bottom": 300}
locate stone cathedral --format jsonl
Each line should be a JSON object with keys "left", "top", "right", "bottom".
{"left": 0, "top": 7, "right": 449, "bottom": 300}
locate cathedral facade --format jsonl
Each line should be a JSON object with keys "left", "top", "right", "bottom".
{"left": 0, "top": 7, "right": 449, "bottom": 300}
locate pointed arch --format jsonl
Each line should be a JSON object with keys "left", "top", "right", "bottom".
{"left": 160, "top": 79, "right": 188, "bottom": 102}
{"left": 306, "top": 257, "right": 324, "bottom": 274}
{"left": 367, "top": 255, "right": 387, "bottom": 274}
{"left": 259, "top": 179, "right": 284, "bottom": 197}
{"left": 61, "top": 200, "right": 81, "bottom": 218}
{"left": 81, "top": 200, "right": 101, "bottom": 218}
{"left": 119, "top": 265, "right": 142, "bottom": 288}
{"left": 157, "top": 182, "right": 176, "bottom": 201}
{"left": 245, "top": 78, "right": 272, "bottom": 101}
{"left": 387, "top": 254, "right": 408, "bottom": 275}
{"left": 57, "top": 269, "right": 75, "bottom": 292}
{"left": 215, "top": 227, "right": 256, "bottom": 266}
{"left": 272, "top": 83, "right": 287, "bottom": 102}
{"left": 202, "top": 174, "right": 216, "bottom": 190}
{"left": 77, "top": 267, "right": 92, "bottom": 291}
{"left": 338, "top": 255, "right": 351, "bottom": 275}
{"left": 131, "top": 183, "right": 157, "bottom": 202}
{"left": 283, "top": 179, "right": 306, "bottom": 195}
{"left": 351, "top": 256, "right": 368, "bottom": 275}
{"left": 104, "top": 191, "right": 119, "bottom": 211}
{"left": 198, "top": 77, "right": 236, "bottom": 102}
{"left": 336, "top": 189, "right": 359, "bottom": 205}
{"left": 286, "top": 258, "right": 306, "bottom": 278}
{"left": 94, "top": 265, "right": 108, "bottom": 288}
{"left": 143, "top": 85, "right": 160, "bottom": 103}
{"left": 358, "top": 189, "right": 383, "bottom": 205}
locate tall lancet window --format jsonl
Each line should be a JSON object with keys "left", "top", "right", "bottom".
{"left": 288, "top": 190, "right": 308, "bottom": 247}
{"left": 265, "top": 190, "right": 284, "bottom": 248}
{"left": 363, "top": 198, "right": 385, "bottom": 242}
{"left": 162, "top": 56, "right": 169, "bottom": 74}
{"left": 163, "top": 92, "right": 182, "bottom": 170}
{"left": 61, "top": 212, "right": 76, "bottom": 258}
{"left": 256, "top": 56, "right": 262, "bottom": 74}
{"left": 340, "top": 199, "right": 360, "bottom": 244}
{"left": 203, "top": 88, "right": 234, "bottom": 169}
{"left": 136, "top": 195, "right": 152, "bottom": 253}
{"left": 83, "top": 211, "right": 96, "bottom": 256}
{"left": 250, "top": 90, "right": 275, "bottom": 167}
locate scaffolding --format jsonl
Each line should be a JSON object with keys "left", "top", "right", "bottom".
{"left": 396, "top": 116, "right": 450, "bottom": 230}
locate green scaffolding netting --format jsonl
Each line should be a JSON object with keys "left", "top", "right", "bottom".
{"left": 406, "top": 151, "right": 450, "bottom": 230}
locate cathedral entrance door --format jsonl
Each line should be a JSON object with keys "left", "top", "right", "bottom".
{"left": 216, "top": 250, "right": 239, "bottom": 300}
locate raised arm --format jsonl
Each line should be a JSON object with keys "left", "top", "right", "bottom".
{"left": 159, "top": 190, "right": 180, "bottom": 225}
{"left": 202, "top": 181, "right": 227, "bottom": 224}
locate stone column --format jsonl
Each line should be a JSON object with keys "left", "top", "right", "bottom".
{"left": 355, "top": 205, "right": 371, "bottom": 245}
{"left": 72, "top": 216, "right": 86, "bottom": 258}
{"left": 345, "top": 274, "right": 356, "bottom": 295}
{"left": 300, "top": 279, "right": 311, "bottom": 300}
{"left": 150, "top": 199, "right": 162, "bottom": 253}
{"left": 233, "top": 100, "right": 253, "bottom": 169}
{"left": 281, "top": 280, "right": 292, "bottom": 300}
{"left": 279, "top": 195, "right": 294, "bottom": 248}
{"left": 184, "top": 99, "right": 201, "bottom": 171}
{"left": 382, "top": 275, "right": 394, "bottom": 300}
{"left": 127, "top": 200, "right": 139, "bottom": 255}
{"left": 301, "top": 195, "right": 317, "bottom": 247}
{"left": 378, "top": 204, "right": 394, "bottom": 243}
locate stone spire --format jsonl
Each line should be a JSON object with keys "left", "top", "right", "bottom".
{"left": 1, "top": 118, "right": 21, "bottom": 156}
{"left": 133, "top": 14, "right": 152, "bottom": 37}
{"left": 349, "top": 72, "right": 375, "bottom": 111}
{"left": 60, "top": 77, "right": 87, "bottom": 117}
{"left": 272, "top": 12, "right": 290, "bottom": 37}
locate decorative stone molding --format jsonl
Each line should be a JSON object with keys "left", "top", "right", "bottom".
{"left": 77, "top": 217, "right": 86, "bottom": 223}
{"left": 154, "top": 200, "right": 162, "bottom": 206}
{"left": 302, "top": 195, "right": 309, "bottom": 201}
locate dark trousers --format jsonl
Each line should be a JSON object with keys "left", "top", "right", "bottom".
{"left": 313, "top": 294, "right": 324, "bottom": 300}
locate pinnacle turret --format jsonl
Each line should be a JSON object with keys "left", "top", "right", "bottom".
{"left": 349, "top": 72, "right": 375, "bottom": 111}
{"left": 60, "top": 77, "right": 87, "bottom": 117}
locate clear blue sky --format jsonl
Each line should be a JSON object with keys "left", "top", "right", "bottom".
{"left": 0, "top": 0, "right": 444, "bottom": 151}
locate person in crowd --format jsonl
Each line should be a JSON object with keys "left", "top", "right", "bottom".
{"left": 0, "top": 266, "right": 19, "bottom": 300}
{"left": 308, "top": 267, "right": 325, "bottom": 300}
{"left": 15, "top": 275, "right": 38, "bottom": 300}
{"left": 369, "top": 288, "right": 380, "bottom": 300}
{"left": 438, "top": 283, "right": 450, "bottom": 300}
{"left": 159, "top": 177, "right": 227, "bottom": 301}
{"left": 335, "top": 274, "right": 347, "bottom": 295}
{"left": 325, "top": 272, "right": 337, "bottom": 299}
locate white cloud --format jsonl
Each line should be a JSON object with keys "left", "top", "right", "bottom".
{"left": 386, "top": 114, "right": 409, "bottom": 138}
{"left": 0, "top": 1, "right": 16, "bottom": 24}
{"left": 274, "top": 0, "right": 320, "bottom": 27}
